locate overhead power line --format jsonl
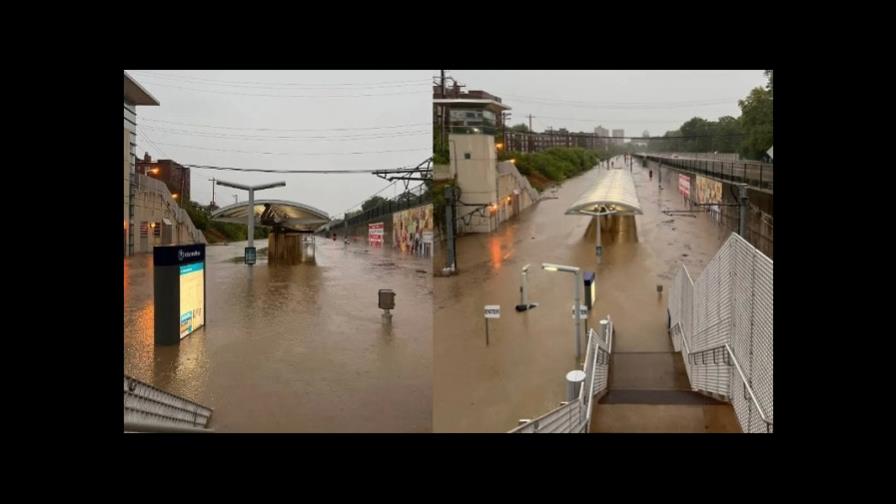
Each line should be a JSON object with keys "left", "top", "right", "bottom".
{"left": 151, "top": 141, "right": 431, "bottom": 156}
{"left": 138, "top": 116, "right": 431, "bottom": 133}
{"left": 183, "top": 163, "right": 417, "bottom": 174}
{"left": 130, "top": 70, "right": 431, "bottom": 88}
{"left": 137, "top": 80, "right": 430, "bottom": 99}
{"left": 139, "top": 124, "right": 430, "bottom": 142}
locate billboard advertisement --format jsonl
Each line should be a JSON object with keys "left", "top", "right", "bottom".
{"left": 179, "top": 262, "right": 205, "bottom": 338}
{"left": 393, "top": 205, "right": 433, "bottom": 256}
{"left": 695, "top": 175, "right": 722, "bottom": 205}
{"left": 678, "top": 174, "right": 690, "bottom": 200}
{"left": 368, "top": 222, "right": 384, "bottom": 246}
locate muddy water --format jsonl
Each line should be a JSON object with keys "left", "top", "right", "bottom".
{"left": 124, "top": 238, "right": 432, "bottom": 432}
{"left": 433, "top": 156, "right": 727, "bottom": 432}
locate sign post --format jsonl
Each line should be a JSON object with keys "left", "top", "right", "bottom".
{"left": 484, "top": 305, "right": 500, "bottom": 346}
{"left": 153, "top": 244, "right": 206, "bottom": 346}
{"left": 572, "top": 304, "right": 589, "bottom": 339}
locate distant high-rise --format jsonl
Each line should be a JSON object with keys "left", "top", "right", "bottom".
{"left": 612, "top": 129, "right": 625, "bottom": 146}
{"left": 595, "top": 126, "right": 609, "bottom": 149}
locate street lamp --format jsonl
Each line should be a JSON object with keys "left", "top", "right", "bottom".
{"left": 216, "top": 179, "right": 286, "bottom": 265}
{"left": 515, "top": 264, "right": 539, "bottom": 312}
{"left": 542, "top": 262, "right": 583, "bottom": 360}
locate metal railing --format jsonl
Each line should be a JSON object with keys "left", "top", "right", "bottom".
{"left": 639, "top": 153, "right": 773, "bottom": 191}
{"left": 509, "top": 317, "right": 613, "bottom": 433}
{"left": 342, "top": 183, "right": 431, "bottom": 228}
{"left": 124, "top": 375, "right": 213, "bottom": 433}
{"left": 668, "top": 233, "right": 773, "bottom": 433}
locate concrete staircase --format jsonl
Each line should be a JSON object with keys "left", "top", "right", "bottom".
{"left": 590, "top": 351, "right": 740, "bottom": 433}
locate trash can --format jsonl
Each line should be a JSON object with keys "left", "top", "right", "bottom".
{"left": 583, "top": 272, "right": 596, "bottom": 309}
{"left": 378, "top": 289, "right": 395, "bottom": 310}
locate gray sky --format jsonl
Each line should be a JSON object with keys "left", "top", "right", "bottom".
{"left": 447, "top": 70, "right": 768, "bottom": 138}
{"left": 129, "top": 70, "right": 433, "bottom": 217}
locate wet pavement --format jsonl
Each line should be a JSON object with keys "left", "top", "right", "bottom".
{"left": 124, "top": 237, "right": 432, "bottom": 432}
{"left": 433, "top": 155, "right": 729, "bottom": 432}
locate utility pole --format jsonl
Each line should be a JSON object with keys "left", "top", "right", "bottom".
{"left": 528, "top": 114, "right": 533, "bottom": 133}
{"left": 440, "top": 70, "right": 446, "bottom": 152}
{"left": 444, "top": 185, "right": 456, "bottom": 274}
{"left": 209, "top": 178, "right": 217, "bottom": 206}
{"left": 737, "top": 183, "right": 749, "bottom": 238}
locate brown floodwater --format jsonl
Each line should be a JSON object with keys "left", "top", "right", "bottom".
{"left": 124, "top": 237, "right": 432, "bottom": 432}
{"left": 433, "top": 156, "right": 727, "bottom": 432}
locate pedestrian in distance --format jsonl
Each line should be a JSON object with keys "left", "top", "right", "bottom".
{"left": 649, "top": 169, "right": 653, "bottom": 180}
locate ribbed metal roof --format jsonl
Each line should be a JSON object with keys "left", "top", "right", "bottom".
{"left": 565, "top": 169, "right": 642, "bottom": 216}
{"left": 211, "top": 199, "right": 330, "bottom": 232}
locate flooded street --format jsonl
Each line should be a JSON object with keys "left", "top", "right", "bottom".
{"left": 124, "top": 237, "right": 432, "bottom": 432}
{"left": 433, "top": 156, "right": 728, "bottom": 432}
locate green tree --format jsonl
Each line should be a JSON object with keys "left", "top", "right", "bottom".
{"left": 361, "top": 195, "right": 389, "bottom": 211}
{"left": 714, "top": 116, "right": 743, "bottom": 152}
{"left": 738, "top": 87, "right": 773, "bottom": 160}
{"left": 510, "top": 123, "right": 530, "bottom": 133}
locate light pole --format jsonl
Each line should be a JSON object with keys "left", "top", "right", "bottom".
{"left": 542, "top": 262, "right": 583, "bottom": 361}
{"left": 515, "top": 264, "right": 539, "bottom": 312}
{"left": 216, "top": 179, "right": 286, "bottom": 265}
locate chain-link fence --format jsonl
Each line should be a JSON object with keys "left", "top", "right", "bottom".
{"left": 668, "top": 233, "right": 773, "bottom": 433}
{"left": 641, "top": 153, "right": 773, "bottom": 190}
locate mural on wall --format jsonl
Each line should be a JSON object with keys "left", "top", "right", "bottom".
{"left": 695, "top": 175, "right": 722, "bottom": 205}
{"left": 393, "top": 205, "right": 433, "bottom": 257}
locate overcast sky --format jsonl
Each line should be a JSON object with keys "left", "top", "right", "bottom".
{"left": 129, "top": 70, "right": 433, "bottom": 217}
{"left": 447, "top": 70, "right": 768, "bottom": 137}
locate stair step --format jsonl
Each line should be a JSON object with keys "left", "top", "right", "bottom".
{"left": 599, "top": 389, "right": 728, "bottom": 405}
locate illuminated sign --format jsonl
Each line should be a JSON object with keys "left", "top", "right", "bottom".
{"left": 179, "top": 262, "right": 205, "bottom": 338}
{"left": 153, "top": 244, "right": 206, "bottom": 346}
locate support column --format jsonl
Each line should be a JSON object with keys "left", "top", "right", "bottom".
{"left": 247, "top": 188, "right": 255, "bottom": 249}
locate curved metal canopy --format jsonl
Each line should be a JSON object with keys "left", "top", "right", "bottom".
{"left": 211, "top": 199, "right": 330, "bottom": 232}
{"left": 566, "top": 169, "right": 642, "bottom": 216}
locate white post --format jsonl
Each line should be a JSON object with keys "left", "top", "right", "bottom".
{"left": 521, "top": 268, "right": 529, "bottom": 306}
{"left": 247, "top": 188, "right": 255, "bottom": 250}
{"left": 566, "top": 370, "right": 586, "bottom": 402}
{"left": 574, "top": 270, "right": 582, "bottom": 361}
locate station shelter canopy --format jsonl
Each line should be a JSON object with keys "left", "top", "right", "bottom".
{"left": 565, "top": 169, "right": 642, "bottom": 217}
{"left": 211, "top": 200, "right": 330, "bottom": 232}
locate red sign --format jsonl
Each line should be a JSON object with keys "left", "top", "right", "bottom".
{"left": 368, "top": 222, "right": 384, "bottom": 246}
{"left": 678, "top": 174, "right": 690, "bottom": 199}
